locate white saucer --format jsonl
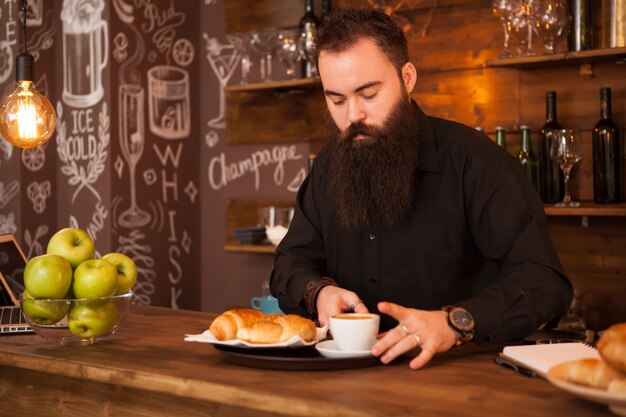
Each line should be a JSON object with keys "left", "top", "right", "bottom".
{"left": 315, "top": 340, "right": 373, "bottom": 359}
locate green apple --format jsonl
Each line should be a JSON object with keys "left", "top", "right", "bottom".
{"left": 72, "top": 259, "right": 119, "bottom": 299}
{"left": 24, "top": 254, "right": 73, "bottom": 298}
{"left": 68, "top": 301, "right": 118, "bottom": 338}
{"left": 21, "top": 290, "right": 70, "bottom": 325}
{"left": 102, "top": 253, "right": 137, "bottom": 295}
{"left": 47, "top": 228, "right": 96, "bottom": 269}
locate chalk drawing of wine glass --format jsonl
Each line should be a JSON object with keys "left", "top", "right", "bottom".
{"left": 204, "top": 35, "right": 240, "bottom": 129}
{"left": 147, "top": 66, "right": 190, "bottom": 139}
{"left": 118, "top": 84, "right": 151, "bottom": 229}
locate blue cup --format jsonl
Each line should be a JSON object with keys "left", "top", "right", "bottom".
{"left": 251, "top": 296, "right": 284, "bottom": 315}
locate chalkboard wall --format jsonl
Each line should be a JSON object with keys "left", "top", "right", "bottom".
{"left": 0, "top": 0, "right": 307, "bottom": 312}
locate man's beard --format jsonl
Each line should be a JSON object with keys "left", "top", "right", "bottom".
{"left": 327, "top": 97, "right": 420, "bottom": 230}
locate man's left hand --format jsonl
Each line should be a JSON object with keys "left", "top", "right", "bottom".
{"left": 371, "top": 301, "right": 459, "bottom": 370}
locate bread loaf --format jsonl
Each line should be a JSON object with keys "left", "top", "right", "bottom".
{"left": 209, "top": 309, "right": 317, "bottom": 344}
{"left": 597, "top": 323, "right": 626, "bottom": 373}
{"left": 209, "top": 309, "right": 264, "bottom": 341}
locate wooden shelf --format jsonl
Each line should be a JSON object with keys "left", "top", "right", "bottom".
{"left": 486, "top": 47, "right": 626, "bottom": 69}
{"left": 224, "top": 244, "right": 276, "bottom": 254}
{"left": 545, "top": 202, "right": 626, "bottom": 217}
{"left": 225, "top": 77, "right": 321, "bottom": 93}
{"left": 225, "top": 77, "right": 326, "bottom": 145}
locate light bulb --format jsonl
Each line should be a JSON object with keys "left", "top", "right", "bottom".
{"left": 0, "top": 52, "right": 56, "bottom": 148}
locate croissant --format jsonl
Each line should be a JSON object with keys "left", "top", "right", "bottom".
{"left": 236, "top": 321, "right": 284, "bottom": 344}
{"left": 597, "top": 323, "right": 626, "bottom": 373}
{"left": 608, "top": 378, "right": 626, "bottom": 394}
{"left": 272, "top": 314, "right": 317, "bottom": 342}
{"left": 209, "top": 309, "right": 265, "bottom": 341}
{"left": 550, "top": 359, "right": 623, "bottom": 389}
{"left": 210, "top": 309, "right": 317, "bottom": 344}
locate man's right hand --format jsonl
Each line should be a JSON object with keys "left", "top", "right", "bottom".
{"left": 316, "top": 285, "right": 369, "bottom": 327}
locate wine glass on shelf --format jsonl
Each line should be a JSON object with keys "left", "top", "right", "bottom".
{"left": 276, "top": 29, "right": 301, "bottom": 79}
{"left": 534, "top": 0, "right": 567, "bottom": 54}
{"left": 226, "top": 32, "right": 253, "bottom": 85}
{"left": 510, "top": 0, "right": 537, "bottom": 56}
{"left": 250, "top": 29, "right": 278, "bottom": 82}
{"left": 491, "top": 0, "right": 517, "bottom": 58}
{"left": 551, "top": 129, "right": 583, "bottom": 208}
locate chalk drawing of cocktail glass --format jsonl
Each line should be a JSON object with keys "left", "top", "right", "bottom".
{"left": 204, "top": 35, "right": 240, "bottom": 129}
{"left": 61, "top": 0, "right": 108, "bottom": 108}
{"left": 147, "top": 66, "right": 190, "bottom": 139}
{"left": 118, "top": 84, "right": 151, "bottom": 229}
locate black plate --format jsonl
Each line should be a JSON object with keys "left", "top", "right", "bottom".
{"left": 213, "top": 344, "right": 381, "bottom": 371}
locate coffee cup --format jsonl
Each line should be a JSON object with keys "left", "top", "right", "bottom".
{"left": 330, "top": 313, "right": 380, "bottom": 351}
{"left": 251, "top": 296, "right": 284, "bottom": 315}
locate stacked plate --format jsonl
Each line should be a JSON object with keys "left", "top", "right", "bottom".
{"left": 234, "top": 227, "right": 267, "bottom": 245}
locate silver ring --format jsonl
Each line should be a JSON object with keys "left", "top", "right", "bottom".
{"left": 399, "top": 323, "right": 411, "bottom": 335}
{"left": 412, "top": 333, "right": 421, "bottom": 346}
{"left": 349, "top": 299, "right": 363, "bottom": 310}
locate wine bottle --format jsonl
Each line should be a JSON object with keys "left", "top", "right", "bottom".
{"left": 321, "top": 0, "right": 331, "bottom": 19}
{"left": 517, "top": 126, "right": 540, "bottom": 191}
{"left": 538, "top": 91, "right": 564, "bottom": 203}
{"left": 495, "top": 126, "right": 507, "bottom": 152}
{"left": 593, "top": 87, "right": 623, "bottom": 203}
{"left": 569, "top": 0, "right": 592, "bottom": 51}
{"left": 299, "top": 0, "right": 320, "bottom": 78}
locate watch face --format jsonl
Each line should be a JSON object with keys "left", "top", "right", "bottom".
{"left": 451, "top": 309, "right": 474, "bottom": 332}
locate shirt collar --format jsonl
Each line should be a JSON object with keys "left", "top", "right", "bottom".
{"left": 413, "top": 101, "right": 439, "bottom": 173}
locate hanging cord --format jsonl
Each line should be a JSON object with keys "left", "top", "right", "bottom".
{"left": 21, "top": 0, "right": 28, "bottom": 53}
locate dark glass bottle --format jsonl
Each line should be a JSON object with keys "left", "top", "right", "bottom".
{"left": 517, "top": 126, "right": 540, "bottom": 191}
{"left": 593, "top": 87, "right": 623, "bottom": 203}
{"left": 321, "top": 0, "right": 331, "bottom": 19}
{"left": 299, "top": 0, "right": 320, "bottom": 78}
{"left": 495, "top": 126, "right": 507, "bottom": 152}
{"left": 538, "top": 91, "right": 564, "bottom": 203}
{"left": 569, "top": 0, "right": 592, "bottom": 51}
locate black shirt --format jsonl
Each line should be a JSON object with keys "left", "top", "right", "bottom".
{"left": 270, "top": 104, "right": 572, "bottom": 343}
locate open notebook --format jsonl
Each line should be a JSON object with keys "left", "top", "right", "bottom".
{"left": 500, "top": 343, "right": 600, "bottom": 378}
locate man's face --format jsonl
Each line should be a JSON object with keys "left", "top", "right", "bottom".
{"left": 318, "top": 37, "right": 413, "bottom": 139}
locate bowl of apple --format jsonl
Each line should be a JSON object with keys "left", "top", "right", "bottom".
{"left": 20, "top": 227, "right": 138, "bottom": 346}
{"left": 20, "top": 291, "right": 133, "bottom": 346}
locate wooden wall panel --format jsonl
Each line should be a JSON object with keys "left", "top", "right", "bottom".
{"left": 548, "top": 217, "right": 626, "bottom": 330}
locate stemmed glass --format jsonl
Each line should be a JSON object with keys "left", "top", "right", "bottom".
{"left": 551, "top": 129, "right": 583, "bottom": 208}
{"left": 250, "top": 29, "right": 278, "bottom": 82}
{"left": 534, "top": 0, "right": 567, "bottom": 54}
{"left": 510, "top": 0, "right": 537, "bottom": 56}
{"left": 276, "top": 29, "right": 301, "bottom": 79}
{"left": 491, "top": 0, "right": 517, "bottom": 58}
{"left": 226, "top": 32, "right": 253, "bottom": 85}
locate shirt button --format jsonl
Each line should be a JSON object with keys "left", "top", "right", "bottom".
{"left": 368, "top": 277, "right": 376, "bottom": 285}
{"left": 369, "top": 233, "right": 376, "bottom": 240}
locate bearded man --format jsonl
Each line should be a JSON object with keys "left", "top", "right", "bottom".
{"left": 270, "top": 8, "right": 572, "bottom": 369}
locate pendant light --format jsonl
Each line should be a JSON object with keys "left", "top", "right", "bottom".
{"left": 0, "top": 0, "right": 56, "bottom": 149}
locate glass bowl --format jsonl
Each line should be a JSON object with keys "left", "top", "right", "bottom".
{"left": 19, "top": 291, "right": 133, "bottom": 346}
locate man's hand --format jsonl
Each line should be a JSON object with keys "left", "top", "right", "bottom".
{"left": 316, "top": 285, "right": 369, "bottom": 327}
{"left": 371, "top": 301, "right": 459, "bottom": 370}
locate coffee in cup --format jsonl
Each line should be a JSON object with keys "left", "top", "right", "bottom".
{"left": 330, "top": 313, "right": 380, "bottom": 351}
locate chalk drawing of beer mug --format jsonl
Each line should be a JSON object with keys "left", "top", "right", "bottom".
{"left": 61, "top": 14, "right": 108, "bottom": 108}
{"left": 148, "top": 66, "right": 191, "bottom": 140}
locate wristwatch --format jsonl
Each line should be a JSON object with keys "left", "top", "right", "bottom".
{"left": 442, "top": 306, "right": 475, "bottom": 346}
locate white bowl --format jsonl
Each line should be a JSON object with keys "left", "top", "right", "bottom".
{"left": 266, "top": 225, "right": 288, "bottom": 246}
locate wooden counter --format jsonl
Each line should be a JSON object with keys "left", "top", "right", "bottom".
{"left": 0, "top": 306, "right": 610, "bottom": 416}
